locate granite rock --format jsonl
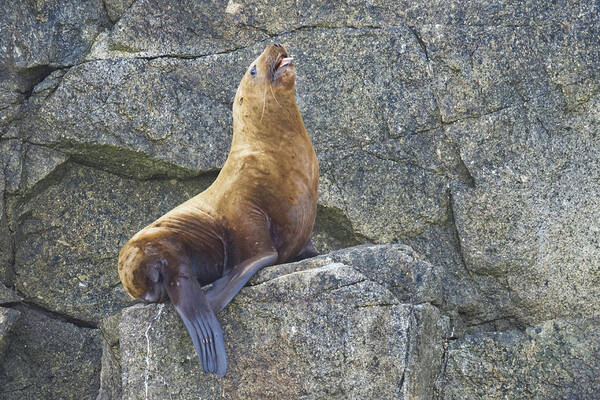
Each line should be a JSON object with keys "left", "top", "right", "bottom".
{"left": 448, "top": 92, "right": 600, "bottom": 325}
{"left": 0, "top": 306, "right": 102, "bottom": 400}
{"left": 96, "top": 312, "right": 122, "bottom": 400}
{"left": 1, "top": 1, "right": 599, "bottom": 398}
{"left": 27, "top": 57, "right": 236, "bottom": 178}
{"left": 12, "top": 163, "right": 214, "bottom": 322}
{"left": 440, "top": 316, "right": 600, "bottom": 399}
{"left": 0, "top": 0, "right": 109, "bottom": 131}
{"left": 118, "top": 261, "right": 445, "bottom": 399}
{"left": 0, "top": 281, "right": 21, "bottom": 305}
{"left": 0, "top": 307, "right": 21, "bottom": 361}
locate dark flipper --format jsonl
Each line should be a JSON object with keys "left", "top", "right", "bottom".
{"left": 164, "top": 266, "right": 227, "bottom": 376}
{"left": 206, "top": 252, "right": 278, "bottom": 313}
{"left": 291, "top": 238, "right": 319, "bottom": 262}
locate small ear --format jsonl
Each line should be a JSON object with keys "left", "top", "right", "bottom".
{"left": 164, "top": 264, "right": 227, "bottom": 376}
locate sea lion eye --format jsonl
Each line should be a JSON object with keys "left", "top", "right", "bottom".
{"left": 250, "top": 65, "right": 256, "bottom": 76}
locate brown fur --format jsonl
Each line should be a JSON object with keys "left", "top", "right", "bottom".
{"left": 118, "top": 44, "right": 318, "bottom": 302}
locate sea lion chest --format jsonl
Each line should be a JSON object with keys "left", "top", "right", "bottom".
{"left": 207, "top": 129, "right": 317, "bottom": 263}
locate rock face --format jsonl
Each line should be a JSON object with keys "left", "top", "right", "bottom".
{"left": 0, "top": 0, "right": 109, "bottom": 133}
{"left": 97, "top": 244, "right": 447, "bottom": 398}
{"left": 97, "top": 312, "right": 123, "bottom": 400}
{"left": 118, "top": 250, "right": 446, "bottom": 399}
{"left": 442, "top": 317, "right": 600, "bottom": 399}
{"left": 0, "top": 305, "right": 102, "bottom": 400}
{"left": 12, "top": 163, "right": 215, "bottom": 322}
{"left": 0, "top": 307, "right": 21, "bottom": 361}
{"left": 1, "top": 0, "right": 599, "bottom": 399}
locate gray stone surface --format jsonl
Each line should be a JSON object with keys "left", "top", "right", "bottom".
{"left": 251, "top": 244, "right": 445, "bottom": 307}
{"left": 104, "top": 0, "right": 135, "bottom": 23}
{"left": 120, "top": 261, "right": 444, "bottom": 399}
{"left": 0, "top": 214, "right": 12, "bottom": 286}
{"left": 0, "top": 140, "right": 23, "bottom": 193}
{"left": 0, "top": 307, "right": 21, "bottom": 361}
{"left": 448, "top": 92, "right": 600, "bottom": 325}
{"left": 286, "top": 27, "right": 451, "bottom": 243}
{"left": 21, "top": 144, "right": 68, "bottom": 191}
{"left": 440, "top": 316, "right": 600, "bottom": 399}
{"left": 105, "top": 0, "right": 269, "bottom": 58}
{"left": 0, "top": 139, "right": 23, "bottom": 284}
{"left": 0, "top": 306, "right": 102, "bottom": 400}
{"left": 39, "top": 25, "right": 464, "bottom": 242}
{"left": 0, "top": 281, "right": 21, "bottom": 304}
{"left": 27, "top": 57, "right": 235, "bottom": 178}
{"left": 96, "top": 312, "right": 122, "bottom": 400}
{"left": 0, "top": 0, "right": 109, "bottom": 131}
{"left": 13, "top": 163, "right": 215, "bottom": 322}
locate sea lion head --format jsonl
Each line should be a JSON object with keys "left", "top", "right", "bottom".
{"left": 233, "top": 43, "right": 296, "bottom": 112}
{"left": 119, "top": 226, "right": 228, "bottom": 376}
{"left": 118, "top": 227, "right": 182, "bottom": 302}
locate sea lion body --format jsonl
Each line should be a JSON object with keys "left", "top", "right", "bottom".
{"left": 118, "top": 44, "right": 318, "bottom": 376}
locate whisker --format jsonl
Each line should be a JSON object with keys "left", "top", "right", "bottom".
{"left": 269, "top": 81, "right": 281, "bottom": 107}
{"left": 260, "top": 86, "right": 267, "bottom": 121}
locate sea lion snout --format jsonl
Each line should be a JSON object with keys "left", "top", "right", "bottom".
{"left": 234, "top": 44, "right": 297, "bottom": 117}
{"left": 142, "top": 258, "right": 168, "bottom": 303}
{"left": 142, "top": 280, "right": 167, "bottom": 303}
{"left": 267, "top": 44, "right": 293, "bottom": 74}
{"left": 272, "top": 49, "right": 295, "bottom": 90}
{"left": 252, "top": 44, "right": 295, "bottom": 87}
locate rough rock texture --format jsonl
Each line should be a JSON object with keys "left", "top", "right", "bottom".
{"left": 96, "top": 312, "right": 123, "bottom": 400}
{"left": 0, "top": 281, "right": 21, "bottom": 304}
{"left": 0, "top": 0, "right": 109, "bottom": 132}
{"left": 12, "top": 162, "right": 215, "bottom": 322}
{"left": 103, "top": 0, "right": 135, "bottom": 23}
{"left": 0, "top": 305, "right": 102, "bottom": 400}
{"left": 1, "top": 0, "right": 599, "bottom": 398}
{"left": 440, "top": 317, "right": 600, "bottom": 399}
{"left": 250, "top": 244, "right": 444, "bottom": 306}
{"left": 0, "top": 283, "right": 22, "bottom": 361}
{"left": 26, "top": 56, "right": 237, "bottom": 178}
{"left": 119, "top": 259, "right": 445, "bottom": 399}
{"left": 0, "top": 307, "right": 21, "bottom": 361}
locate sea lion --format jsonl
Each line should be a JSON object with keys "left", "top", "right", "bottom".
{"left": 118, "top": 43, "right": 319, "bottom": 376}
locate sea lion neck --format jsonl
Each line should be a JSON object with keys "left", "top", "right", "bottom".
{"left": 231, "top": 92, "right": 307, "bottom": 146}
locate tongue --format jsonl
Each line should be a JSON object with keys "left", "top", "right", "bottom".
{"left": 277, "top": 57, "right": 293, "bottom": 70}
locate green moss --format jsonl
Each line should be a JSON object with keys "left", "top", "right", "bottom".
{"left": 55, "top": 140, "right": 207, "bottom": 180}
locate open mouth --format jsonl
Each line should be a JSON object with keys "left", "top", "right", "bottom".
{"left": 273, "top": 52, "right": 293, "bottom": 78}
{"left": 276, "top": 55, "right": 293, "bottom": 71}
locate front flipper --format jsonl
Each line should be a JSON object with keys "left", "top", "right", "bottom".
{"left": 164, "top": 266, "right": 227, "bottom": 376}
{"left": 205, "top": 252, "right": 278, "bottom": 313}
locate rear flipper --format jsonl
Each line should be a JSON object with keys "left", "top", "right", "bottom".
{"left": 205, "top": 251, "right": 278, "bottom": 314}
{"left": 291, "top": 238, "right": 319, "bottom": 262}
{"left": 164, "top": 266, "right": 227, "bottom": 376}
